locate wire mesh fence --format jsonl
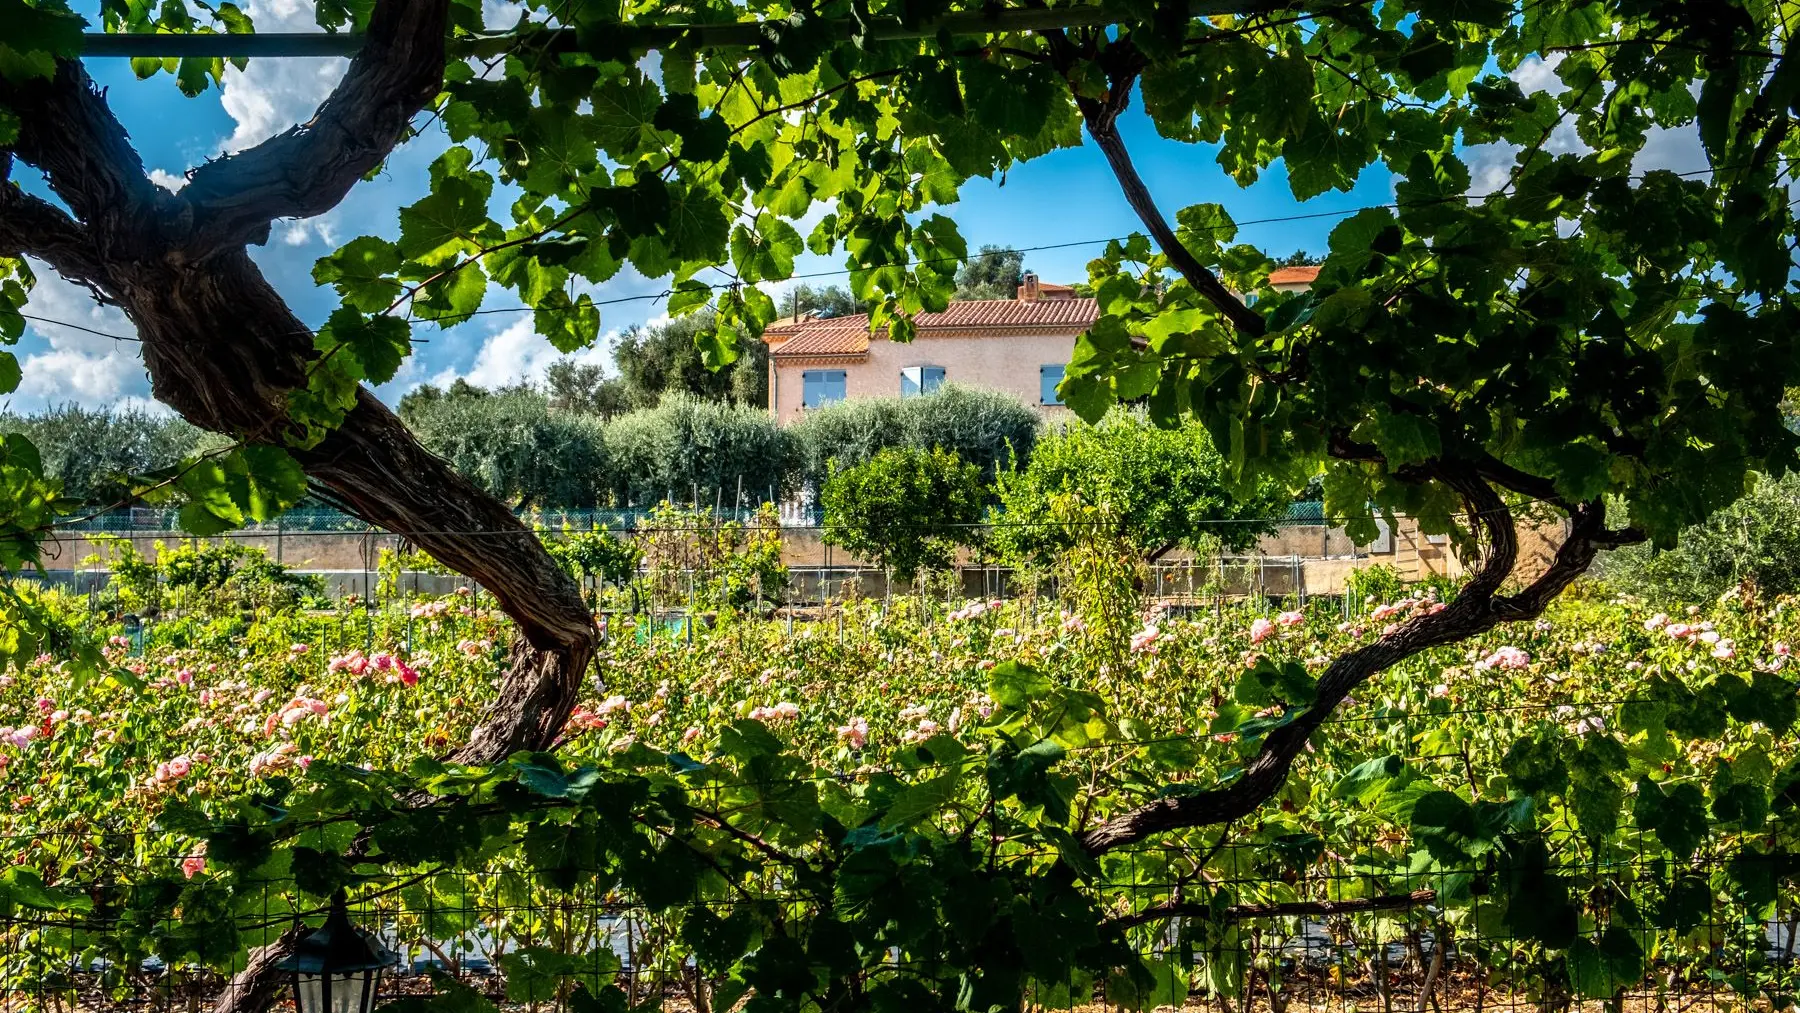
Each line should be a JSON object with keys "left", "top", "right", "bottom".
{"left": 34, "top": 532, "right": 1334, "bottom": 611}
{"left": 51, "top": 506, "right": 806, "bottom": 535}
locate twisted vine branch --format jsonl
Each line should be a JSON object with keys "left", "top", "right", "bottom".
{"left": 1033, "top": 36, "right": 1646, "bottom": 856}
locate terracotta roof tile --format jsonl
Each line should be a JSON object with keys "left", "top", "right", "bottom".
{"left": 1269, "top": 265, "right": 1321, "bottom": 285}
{"left": 917, "top": 297, "right": 1099, "bottom": 327}
{"left": 766, "top": 297, "right": 1099, "bottom": 357}
{"left": 766, "top": 325, "right": 870, "bottom": 357}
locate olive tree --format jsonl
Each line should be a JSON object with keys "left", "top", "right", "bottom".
{"left": 789, "top": 384, "right": 1040, "bottom": 487}
{"left": 994, "top": 408, "right": 1291, "bottom": 565}
{"left": 404, "top": 388, "right": 612, "bottom": 509}
{"left": 0, "top": 404, "right": 205, "bottom": 507}
{"left": 820, "top": 445, "right": 986, "bottom": 579}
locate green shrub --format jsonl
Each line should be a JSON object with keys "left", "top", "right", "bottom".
{"left": 546, "top": 529, "right": 642, "bottom": 588}
{"left": 603, "top": 393, "right": 793, "bottom": 508}
{"left": 820, "top": 446, "right": 986, "bottom": 580}
{"left": 789, "top": 384, "right": 1038, "bottom": 488}
{"left": 405, "top": 389, "right": 611, "bottom": 508}
{"left": 639, "top": 502, "right": 787, "bottom": 610}
{"left": 1599, "top": 470, "right": 1800, "bottom": 602}
{"left": 992, "top": 408, "right": 1291, "bottom": 566}
{"left": 103, "top": 539, "right": 327, "bottom": 616}
{"left": 1344, "top": 563, "right": 1405, "bottom": 608}
{"left": 0, "top": 404, "right": 205, "bottom": 508}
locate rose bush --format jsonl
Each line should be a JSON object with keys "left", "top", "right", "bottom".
{"left": 0, "top": 564, "right": 1796, "bottom": 1010}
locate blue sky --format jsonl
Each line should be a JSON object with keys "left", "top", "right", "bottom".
{"left": 12, "top": 1, "right": 1704, "bottom": 413}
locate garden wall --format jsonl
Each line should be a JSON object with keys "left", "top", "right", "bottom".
{"left": 36, "top": 513, "right": 1569, "bottom": 602}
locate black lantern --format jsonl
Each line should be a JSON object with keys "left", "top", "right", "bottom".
{"left": 277, "top": 891, "right": 399, "bottom": 1013}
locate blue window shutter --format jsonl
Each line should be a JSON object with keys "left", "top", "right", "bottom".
{"left": 1040, "top": 364, "right": 1065, "bottom": 405}
{"left": 902, "top": 366, "right": 942, "bottom": 397}
{"left": 803, "top": 370, "right": 843, "bottom": 408}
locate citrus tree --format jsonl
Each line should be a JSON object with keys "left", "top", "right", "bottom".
{"left": 821, "top": 445, "right": 986, "bottom": 579}
{"left": 993, "top": 408, "right": 1292, "bottom": 565}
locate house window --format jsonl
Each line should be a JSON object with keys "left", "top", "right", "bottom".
{"left": 900, "top": 365, "right": 946, "bottom": 398}
{"left": 1039, "top": 364, "right": 1066, "bottom": 405}
{"left": 801, "top": 369, "right": 846, "bottom": 408}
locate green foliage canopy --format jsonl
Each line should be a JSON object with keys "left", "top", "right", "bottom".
{"left": 403, "top": 389, "right": 612, "bottom": 509}
{"left": 820, "top": 445, "right": 985, "bottom": 578}
{"left": 954, "top": 244, "right": 1026, "bottom": 299}
{"left": 789, "top": 384, "right": 1038, "bottom": 489}
{"left": 993, "top": 409, "right": 1293, "bottom": 565}
{"left": 1600, "top": 472, "right": 1800, "bottom": 604}
{"left": 613, "top": 308, "right": 769, "bottom": 410}
{"left": 2, "top": 0, "right": 1792, "bottom": 569}
{"left": 602, "top": 393, "right": 791, "bottom": 508}
{"left": 0, "top": 405, "right": 206, "bottom": 508}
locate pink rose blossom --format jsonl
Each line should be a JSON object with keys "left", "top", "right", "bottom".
{"left": 1276, "top": 611, "right": 1304, "bottom": 627}
{"left": 836, "top": 717, "right": 869, "bottom": 749}
{"left": 1475, "top": 646, "right": 1531, "bottom": 671}
{"left": 1130, "top": 625, "right": 1161, "bottom": 653}
{"left": 1249, "top": 618, "right": 1276, "bottom": 644}
{"left": 181, "top": 855, "right": 206, "bottom": 879}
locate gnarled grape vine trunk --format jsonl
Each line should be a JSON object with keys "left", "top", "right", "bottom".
{"left": 0, "top": 0, "right": 595, "bottom": 764}
{"left": 0, "top": 6, "right": 597, "bottom": 1003}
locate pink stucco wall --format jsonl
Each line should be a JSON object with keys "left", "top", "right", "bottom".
{"left": 769, "top": 330, "right": 1082, "bottom": 423}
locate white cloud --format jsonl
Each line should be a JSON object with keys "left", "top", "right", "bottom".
{"left": 1511, "top": 54, "right": 1568, "bottom": 97}
{"left": 1464, "top": 118, "right": 1587, "bottom": 197}
{"left": 13, "top": 263, "right": 150, "bottom": 409}
{"left": 426, "top": 317, "right": 619, "bottom": 391}
{"left": 149, "top": 168, "right": 188, "bottom": 192}
{"left": 217, "top": 0, "right": 349, "bottom": 154}
{"left": 277, "top": 216, "right": 339, "bottom": 247}
{"left": 483, "top": 0, "right": 526, "bottom": 30}
{"left": 113, "top": 396, "right": 175, "bottom": 417}
{"left": 1463, "top": 55, "right": 1710, "bottom": 197}
{"left": 1634, "top": 124, "right": 1709, "bottom": 177}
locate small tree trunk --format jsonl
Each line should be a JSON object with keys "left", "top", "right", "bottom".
{"left": 1416, "top": 924, "right": 1445, "bottom": 1013}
